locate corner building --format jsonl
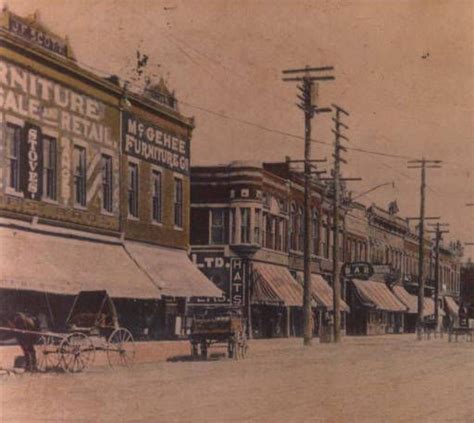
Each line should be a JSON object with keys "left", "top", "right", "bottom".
{"left": 0, "top": 9, "right": 220, "bottom": 339}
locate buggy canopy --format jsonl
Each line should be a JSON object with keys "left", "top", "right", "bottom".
{"left": 0, "top": 226, "right": 161, "bottom": 299}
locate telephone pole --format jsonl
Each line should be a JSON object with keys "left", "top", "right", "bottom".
{"left": 407, "top": 158, "right": 442, "bottom": 339}
{"left": 282, "top": 66, "right": 334, "bottom": 346}
{"left": 427, "top": 222, "right": 450, "bottom": 328}
{"left": 320, "top": 105, "right": 360, "bottom": 343}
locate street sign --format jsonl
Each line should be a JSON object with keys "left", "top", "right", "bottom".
{"left": 342, "top": 262, "right": 374, "bottom": 280}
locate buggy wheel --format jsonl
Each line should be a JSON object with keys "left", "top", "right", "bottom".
{"left": 37, "top": 335, "right": 60, "bottom": 372}
{"left": 239, "top": 338, "right": 249, "bottom": 359}
{"left": 107, "top": 328, "right": 136, "bottom": 367}
{"left": 59, "top": 333, "right": 95, "bottom": 373}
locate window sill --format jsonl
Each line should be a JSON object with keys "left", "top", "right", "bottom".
{"left": 74, "top": 205, "right": 88, "bottom": 211}
{"left": 127, "top": 215, "right": 139, "bottom": 221}
{"left": 174, "top": 225, "right": 184, "bottom": 231}
{"left": 101, "top": 210, "right": 115, "bottom": 217}
{"left": 5, "top": 188, "right": 24, "bottom": 198}
{"left": 42, "top": 197, "right": 59, "bottom": 205}
{"left": 151, "top": 220, "right": 163, "bottom": 227}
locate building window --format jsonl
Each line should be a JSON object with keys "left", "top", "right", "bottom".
{"left": 151, "top": 170, "right": 162, "bottom": 222}
{"left": 254, "top": 209, "right": 261, "bottom": 244}
{"left": 128, "top": 162, "right": 139, "bottom": 217}
{"left": 43, "top": 136, "right": 57, "bottom": 200}
{"left": 73, "top": 146, "right": 86, "bottom": 207}
{"left": 101, "top": 154, "right": 113, "bottom": 212}
{"left": 6, "top": 123, "right": 21, "bottom": 192}
{"left": 290, "top": 204, "right": 297, "bottom": 250}
{"left": 210, "top": 209, "right": 226, "bottom": 244}
{"left": 240, "top": 208, "right": 250, "bottom": 243}
{"left": 276, "top": 217, "right": 283, "bottom": 251}
{"left": 265, "top": 214, "right": 275, "bottom": 249}
{"left": 174, "top": 177, "right": 183, "bottom": 228}
{"left": 297, "top": 207, "right": 304, "bottom": 251}
{"left": 229, "top": 208, "right": 236, "bottom": 243}
{"left": 312, "top": 210, "right": 319, "bottom": 255}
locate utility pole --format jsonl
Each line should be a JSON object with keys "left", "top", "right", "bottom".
{"left": 427, "top": 223, "right": 449, "bottom": 328}
{"left": 282, "top": 66, "right": 334, "bottom": 346}
{"left": 407, "top": 158, "right": 442, "bottom": 339}
{"left": 320, "top": 105, "right": 360, "bottom": 343}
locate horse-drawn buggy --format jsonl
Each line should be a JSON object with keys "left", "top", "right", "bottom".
{"left": 189, "top": 307, "right": 248, "bottom": 360}
{"left": 1, "top": 290, "right": 136, "bottom": 373}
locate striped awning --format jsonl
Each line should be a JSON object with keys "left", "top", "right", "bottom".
{"left": 252, "top": 263, "right": 303, "bottom": 307}
{"left": 392, "top": 286, "right": 418, "bottom": 314}
{"left": 444, "top": 296, "right": 459, "bottom": 317}
{"left": 296, "top": 272, "right": 350, "bottom": 312}
{"left": 352, "top": 279, "right": 406, "bottom": 312}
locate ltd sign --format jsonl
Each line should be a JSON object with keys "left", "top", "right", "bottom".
{"left": 342, "top": 262, "right": 374, "bottom": 280}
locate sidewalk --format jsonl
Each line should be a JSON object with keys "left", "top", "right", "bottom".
{"left": 0, "top": 334, "right": 418, "bottom": 371}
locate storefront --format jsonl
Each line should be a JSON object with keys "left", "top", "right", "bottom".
{"left": 251, "top": 262, "right": 303, "bottom": 338}
{"left": 347, "top": 279, "right": 406, "bottom": 335}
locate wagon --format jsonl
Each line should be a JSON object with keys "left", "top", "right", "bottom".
{"left": 11, "top": 290, "right": 136, "bottom": 373}
{"left": 189, "top": 308, "right": 248, "bottom": 360}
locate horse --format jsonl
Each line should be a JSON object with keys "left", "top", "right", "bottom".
{"left": 0, "top": 312, "right": 40, "bottom": 372}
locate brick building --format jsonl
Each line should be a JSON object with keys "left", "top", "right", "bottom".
{"left": 0, "top": 9, "right": 220, "bottom": 339}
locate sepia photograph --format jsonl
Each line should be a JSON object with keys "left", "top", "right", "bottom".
{"left": 0, "top": 0, "right": 472, "bottom": 422}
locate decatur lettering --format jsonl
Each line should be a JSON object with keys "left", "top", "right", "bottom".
{"left": 122, "top": 112, "right": 190, "bottom": 175}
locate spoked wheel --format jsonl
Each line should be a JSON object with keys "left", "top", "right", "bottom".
{"left": 37, "top": 335, "right": 61, "bottom": 372}
{"left": 107, "top": 328, "right": 136, "bottom": 367}
{"left": 239, "top": 337, "right": 249, "bottom": 359}
{"left": 59, "top": 333, "right": 95, "bottom": 373}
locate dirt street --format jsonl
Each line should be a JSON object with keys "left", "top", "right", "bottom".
{"left": 0, "top": 335, "right": 473, "bottom": 423}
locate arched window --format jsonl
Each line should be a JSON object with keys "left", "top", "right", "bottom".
{"left": 290, "top": 203, "right": 297, "bottom": 251}
{"left": 297, "top": 207, "right": 304, "bottom": 251}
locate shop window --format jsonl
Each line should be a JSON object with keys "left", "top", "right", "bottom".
{"left": 128, "top": 162, "right": 139, "bottom": 218}
{"left": 101, "top": 154, "right": 113, "bottom": 212}
{"left": 151, "top": 170, "right": 162, "bottom": 222}
{"left": 6, "top": 123, "right": 21, "bottom": 192}
{"left": 73, "top": 145, "right": 87, "bottom": 207}
{"left": 240, "top": 208, "right": 250, "bottom": 243}
{"left": 210, "top": 209, "right": 226, "bottom": 244}
{"left": 254, "top": 209, "right": 261, "bottom": 244}
{"left": 174, "top": 177, "right": 183, "bottom": 228}
{"left": 43, "top": 136, "right": 57, "bottom": 200}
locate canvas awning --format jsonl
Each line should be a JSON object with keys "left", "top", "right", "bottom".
{"left": 392, "top": 286, "right": 445, "bottom": 316}
{"left": 444, "top": 296, "right": 459, "bottom": 317}
{"left": 392, "top": 286, "right": 418, "bottom": 314}
{"left": 424, "top": 297, "right": 445, "bottom": 317}
{"left": 296, "top": 272, "right": 350, "bottom": 312}
{"left": 124, "top": 242, "right": 223, "bottom": 298}
{"left": 252, "top": 263, "right": 303, "bottom": 307}
{"left": 0, "top": 226, "right": 161, "bottom": 299}
{"left": 352, "top": 279, "right": 406, "bottom": 312}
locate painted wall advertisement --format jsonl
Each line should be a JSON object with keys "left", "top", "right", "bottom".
{"left": 190, "top": 253, "right": 245, "bottom": 306}
{"left": 122, "top": 111, "right": 190, "bottom": 175}
{"left": 0, "top": 58, "right": 119, "bottom": 226}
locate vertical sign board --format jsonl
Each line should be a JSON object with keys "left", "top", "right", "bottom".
{"left": 121, "top": 111, "right": 190, "bottom": 176}
{"left": 189, "top": 253, "right": 246, "bottom": 306}
{"left": 21, "top": 123, "right": 43, "bottom": 200}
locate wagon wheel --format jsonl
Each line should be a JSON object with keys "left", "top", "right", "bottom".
{"left": 107, "top": 328, "right": 136, "bottom": 367}
{"left": 59, "top": 333, "right": 95, "bottom": 373}
{"left": 37, "top": 335, "right": 61, "bottom": 372}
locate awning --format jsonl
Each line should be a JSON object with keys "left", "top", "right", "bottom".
{"left": 0, "top": 226, "right": 161, "bottom": 299}
{"left": 424, "top": 297, "right": 445, "bottom": 317}
{"left": 444, "top": 296, "right": 459, "bottom": 317}
{"left": 392, "top": 286, "right": 418, "bottom": 314}
{"left": 296, "top": 272, "right": 350, "bottom": 312}
{"left": 352, "top": 279, "right": 406, "bottom": 312}
{"left": 252, "top": 263, "right": 303, "bottom": 306}
{"left": 392, "top": 286, "right": 445, "bottom": 316}
{"left": 124, "top": 242, "right": 223, "bottom": 298}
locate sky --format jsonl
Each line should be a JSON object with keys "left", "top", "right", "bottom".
{"left": 6, "top": 0, "right": 474, "bottom": 258}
